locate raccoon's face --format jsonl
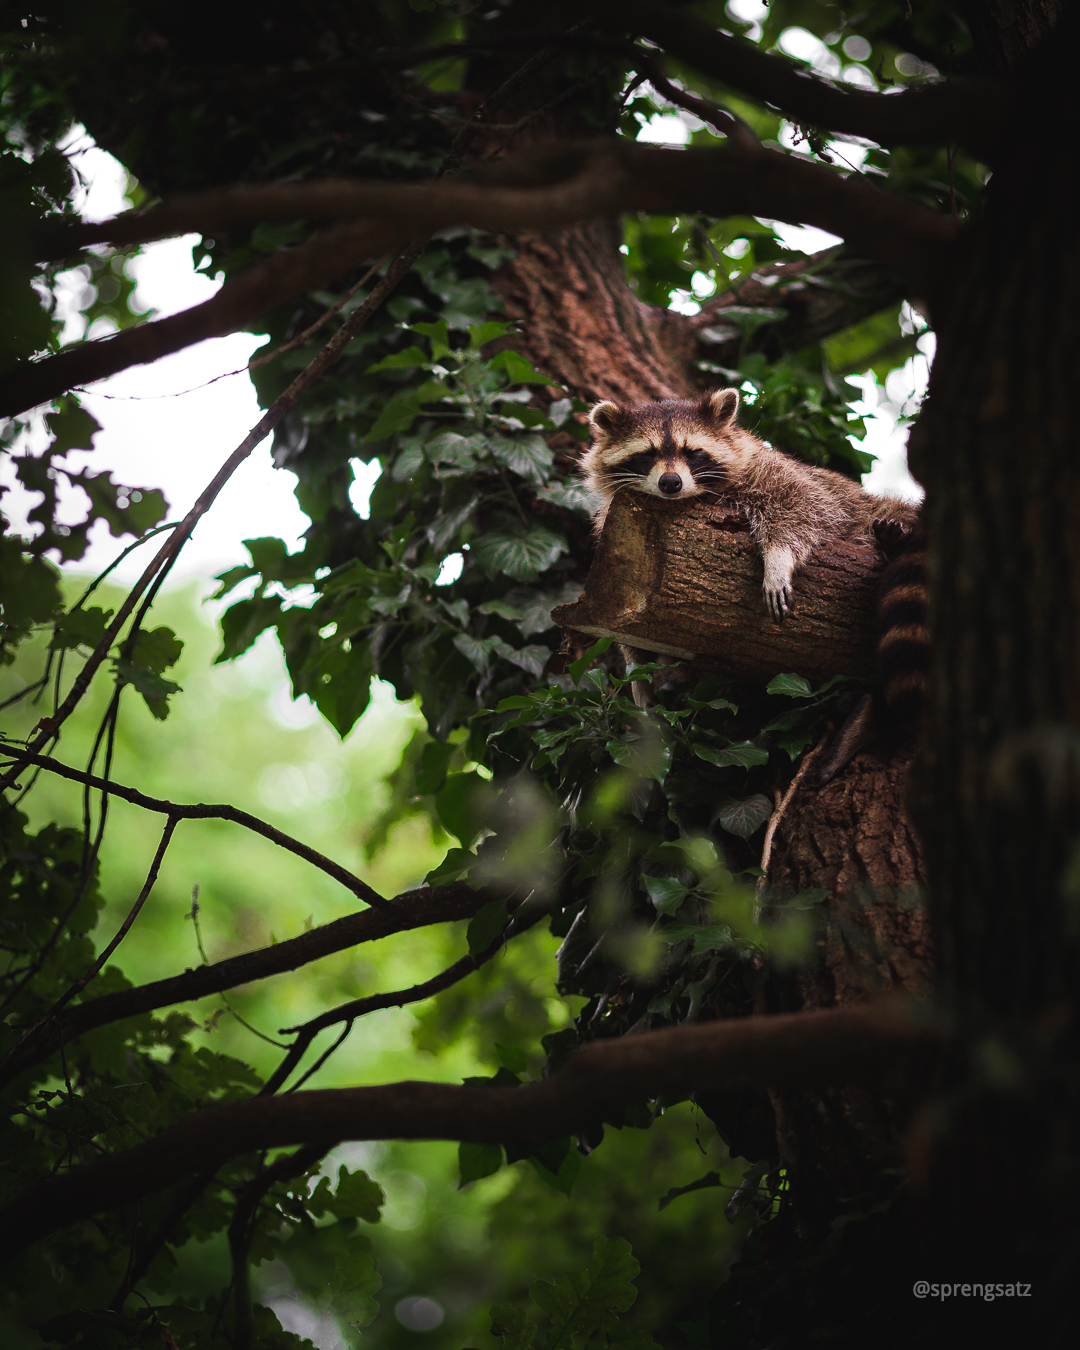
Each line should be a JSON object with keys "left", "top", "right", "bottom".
{"left": 582, "top": 388, "right": 741, "bottom": 503}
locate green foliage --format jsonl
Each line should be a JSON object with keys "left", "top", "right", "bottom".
{"left": 0, "top": 1, "right": 961, "bottom": 1345}
{"left": 488, "top": 1236, "right": 659, "bottom": 1350}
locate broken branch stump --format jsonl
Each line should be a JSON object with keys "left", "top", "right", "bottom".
{"left": 552, "top": 493, "right": 884, "bottom": 683}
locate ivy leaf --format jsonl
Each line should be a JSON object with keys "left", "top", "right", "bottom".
{"left": 766, "top": 672, "right": 813, "bottom": 698}
{"left": 691, "top": 740, "right": 769, "bottom": 769}
{"left": 467, "top": 899, "right": 508, "bottom": 954}
{"left": 459, "top": 1141, "right": 503, "bottom": 1187}
{"left": 642, "top": 874, "right": 690, "bottom": 916}
{"left": 365, "top": 379, "right": 447, "bottom": 441}
{"left": 453, "top": 632, "right": 500, "bottom": 674}
{"left": 471, "top": 521, "right": 566, "bottom": 581}
{"left": 489, "top": 434, "right": 555, "bottom": 483}
{"left": 712, "top": 794, "right": 773, "bottom": 839}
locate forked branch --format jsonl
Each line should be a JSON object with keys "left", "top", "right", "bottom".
{"left": 0, "top": 881, "right": 492, "bottom": 1088}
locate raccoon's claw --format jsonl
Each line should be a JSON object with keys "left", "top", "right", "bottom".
{"left": 764, "top": 583, "right": 792, "bottom": 623}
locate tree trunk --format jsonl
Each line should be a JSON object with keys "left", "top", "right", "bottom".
{"left": 903, "top": 5, "right": 1080, "bottom": 1285}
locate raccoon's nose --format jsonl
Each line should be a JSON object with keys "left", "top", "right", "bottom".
{"left": 658, "top": 473, "right": 683, "bottom": 496}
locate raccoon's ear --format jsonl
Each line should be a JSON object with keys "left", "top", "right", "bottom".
{"left": 588, "top": 400, "right": 622, "bottom": 435}
{"left": 701, "top": 388, "right": 740, "bottom": 426}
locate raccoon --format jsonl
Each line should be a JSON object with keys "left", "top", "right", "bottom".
{"left": 581, "top": 387, "right": 920, "bottom": 621}
{"left": 813, "top": 516, "right": 930, "bottom": 783}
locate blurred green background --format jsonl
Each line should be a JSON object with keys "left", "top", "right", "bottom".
{"left": 1, "top": 579, "right": 748, "bottom": 1349}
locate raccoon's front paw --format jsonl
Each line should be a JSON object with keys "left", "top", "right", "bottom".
{"left": 872, "top": 516, "right": 913, "bottom": 558}
{"left": 763, "top": 580, "right": 793, "bottom": 623}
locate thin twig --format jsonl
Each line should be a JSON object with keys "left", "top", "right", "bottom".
{"left": 757, "top": 739, "right": 828, "bottom": 886}
{"left": 263, "top": 905, "right": 545, "bottom": 1096}
{"left": 6, "top": 752, "right": 385, "bottom": 907}
{"left": 0, "top": 252, "right": 422, "bottom": 796}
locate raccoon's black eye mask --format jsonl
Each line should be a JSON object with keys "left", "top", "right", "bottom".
{"left": 610, "top": 449, "right": 657, "bottom": 477}
{"left": 684, "top": 449, "right": 726, "bottom": 480}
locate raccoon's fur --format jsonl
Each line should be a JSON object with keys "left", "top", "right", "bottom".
{"left": 814, "top": 516, "right": 929, "bottom": 783}
{"left": 581, "top": 388, "right": 919, "bottom": 621}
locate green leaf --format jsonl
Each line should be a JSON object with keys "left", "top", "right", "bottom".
{"left": 44, "top": 403, "right": 101, "bottom": 455}
{"left": 642, "top": 874, "right": 690, "bottom": 916}
{"left": 309, "top": 1165, "right": 385, "bottom": 1222}
{"left": 412, "top": 318, "right": 452, "bottom": 358}
{"left": 489, "top": 349, "right": 556, "bottom": 384}
{"left": 468, "top": 320, "right": 515, "bottom": 349}
{"left": 568, "top": 635, "right": 614, "bottom": 683}
{"left": 490, "top": 1302, "right": 536, "bottom": 1350}
{"left": 712, "top": 794, "right": 773, "bottom": 839}
{"left": 467, "top": 899, "right": 508, "bottom": 954}
{"left": 495, "top": 1043, "right": 528, "bottom": 1073}
{"left": 489, "top": 433, "right": 555, "bottom": 483}
{"left": 459, "top": 1141, "right": 503, "bottom": 1187}
{"left": 787, "top": 887, "right": 830, "bottom": 910}
{"left": 436, "top": 769, "right": 485, "bottom": 846}
{"left": 365, "top": 378, "right": 447, "bottom": 441}
{"left": 112, "top": 659, "right": 182, "bottom": 720}
{"left": 691, "top": 740, "right": 769, "bottom": 769}
{"left": 50, "top": 605, "right": 114, "bottom": 652}
{"left": 530, "top": 1235, "right": 640, "bottom": 1350}
{"left": 766, "top": 672, "right": 813, "bottom": 698}
{"left": 471, "top": 521, "right": 566, "bottom": 581}
{"left": 216, "top": 594, "right": 283, "bottom": 662}
{"left": 129, "top": 625, "right": 183, "bottom": 674}
{"left": 425, "top": 846, "right": 476, "bottom": 885}
{"left": 529, "top": 1142, "right": 582, "bottom": 1197}
{"left": 415, "top": 739, "right": 455, "bottom": 795}
{"left": 366, "top": 345, "right": 431, "bottom": 372}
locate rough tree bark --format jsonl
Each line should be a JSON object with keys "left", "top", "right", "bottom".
{"left": 550, "top": 474, "right": 931, "bottom": 1223}
{"left": 902, "top": 2, "right": 1080, "bottom": 1280}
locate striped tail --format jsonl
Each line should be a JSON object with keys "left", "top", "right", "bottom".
{"left": 812, "top": 516, "right": 928, "bottom": 785}
{"left": 875, "top": 522, "right": 929, "bottom": 727}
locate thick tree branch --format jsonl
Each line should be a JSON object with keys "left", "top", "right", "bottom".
{"left": 0, "top": 1006, "right": 940, "bottom": 1256}
{"left": 3, "top": 140, "right": 957, "bottom": 417}
{"left": 0, "top": 882, "right": 489, "bottom": 1088}
{"left": 553, "top": 493, "right": 885, "bottom": 682}
{"left": 593, "top": 0, "right": 1008, "bottom": 162}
